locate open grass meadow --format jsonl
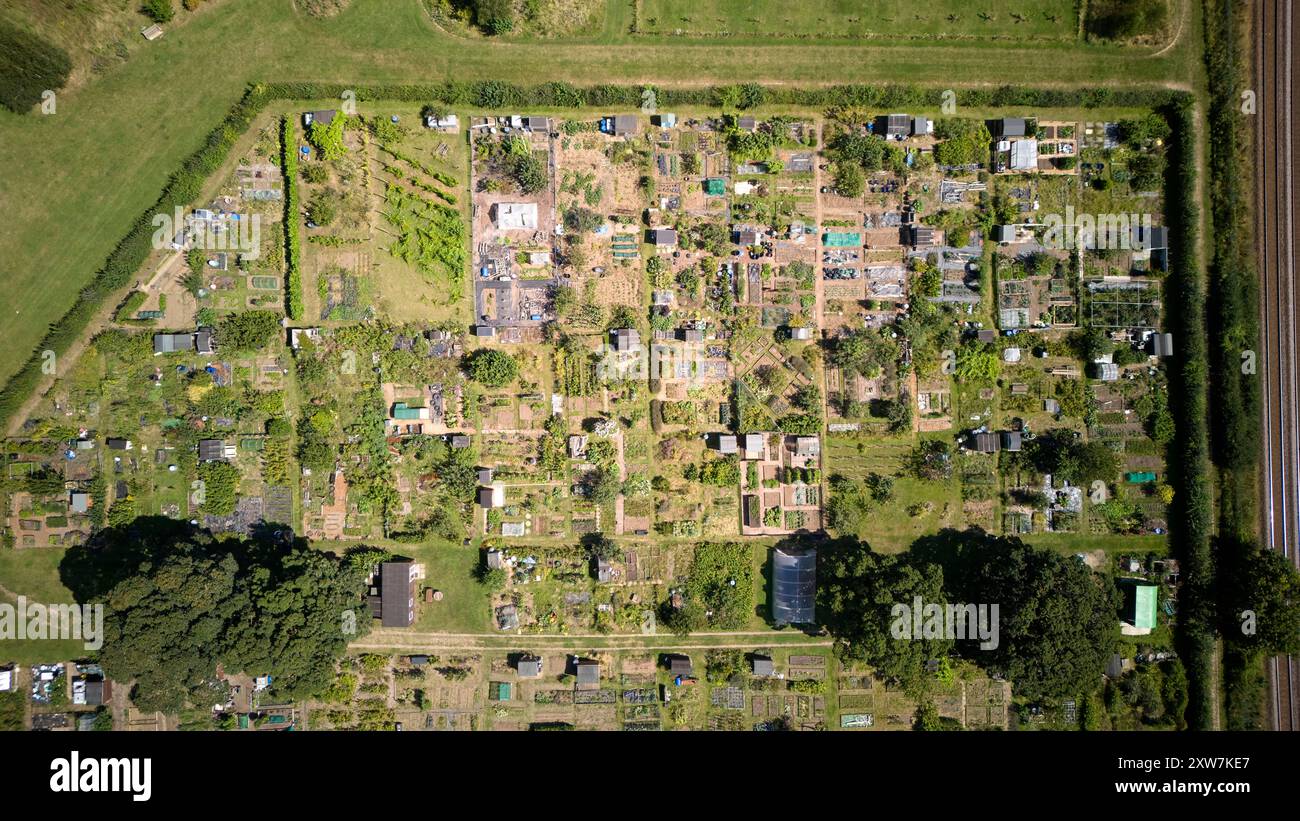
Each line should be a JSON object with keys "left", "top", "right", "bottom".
{"left": 0, "top": 0, "right": 1201, "bottom": 394}
{"left": 0, "top": 547, "right": 87, "bottom": 664}
{"left": 635, "top": 0, "right": 1080, "bottom": 42}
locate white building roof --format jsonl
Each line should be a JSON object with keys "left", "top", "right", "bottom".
{"left": 495, "top": 202, "right": 539, "bottom": 230}
{"left": 1009, "top": 139, "right": 1039, "bottom": 171}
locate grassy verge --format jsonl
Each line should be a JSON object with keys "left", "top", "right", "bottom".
{"left": 1202, "top": 0, "right": 1265, "bottom": 729}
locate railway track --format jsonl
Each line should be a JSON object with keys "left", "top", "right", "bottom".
{"left": 1255, "top": 0, "right": 1300, "bottom": 732}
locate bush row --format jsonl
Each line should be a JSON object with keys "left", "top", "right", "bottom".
{"left": 1160, "top": 99, "right": 1215, "bottom": 730}
{"left": 258, "top": 80, "right": 1185, "bottom": 114}
{"left": 280, "top": 115, "right": 304, "bottom": 321}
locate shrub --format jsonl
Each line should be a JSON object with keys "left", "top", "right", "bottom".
{"left": 141, "top": 0, "right": 175, "bottom": 24}
{"left": 465, "top": 349, "right": 518, "bottom": 387}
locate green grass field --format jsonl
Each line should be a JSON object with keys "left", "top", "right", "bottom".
{"left": 0, "top": 548, "right": 87, "bottom": 664}
{"left": 637, "top": 0, "right": 1079, "bottom": 41}
{"left": 0, "top": 0, "right": 1201, "bottom": 392}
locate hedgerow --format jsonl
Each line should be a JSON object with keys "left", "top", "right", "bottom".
{"left": 280, "top": 115, "right": 305, "bottom": 321}
{"left": 1202, "top": 0, "right": 1265, "bottom": 728}
{"left": 1160, "top": 98, "right": 1214, "bottom": 730}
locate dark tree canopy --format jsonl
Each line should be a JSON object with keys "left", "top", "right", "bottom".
{"left": 1223, "top": 544, "right": 1300, "bottom": 657}
{"left": 465, "top": 348, "right": 519, "bottom": 387}
{"left": 920, "top": 531, "right": 1118, "bottom": 699}
{"left": 820, "top": 544, "right": 951, "bottom": 690}
{"left": 217, "top": 310, "right": 281, "bottom": 351}
{"left": 65, "top": 522, "right": 372, "bottom": 714}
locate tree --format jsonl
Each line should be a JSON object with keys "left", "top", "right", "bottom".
{"left": 820, "top": 545, "right": 951, "bottom": 690}
{"left": 832, "top": 162, "right": 865, "bottom": 197}
{"left": 307, "top": 194, "right": 337, "bottom": 226}
{"left": 831, "top": 327, "right": 898, "bottom": 380}
{"left": 904, "top": 439, "right": 953, "bottom": 481}
{"left": 791, "top": 383, "right": 822, "bottom": 415}
{"left": 1026, "top": 431, "right": 1120, "bottom": 485}
{"left": 581, "top": 533, "right": 620, "bottom": 562}
{"left": 865, "top": 472, "right": 895, "bottom": 503}
{"left": 583, "top": 467, "right": 620, "bottom": 504}
{"left": 1223, "top": 546, "right": 1300, "bottom": 656}
{"left": 217, "top": 310, "right": 280, "bottom": 351}
{"left": 85, "top": 530, "right": 372, "bottom": 713}
{"left": 141, "top": 0, "right": 175, "bottom": 24}
{"left": 465, "top": 348, "right": 519, "bottom": 387}
{"left": 296, "top": 417, "right": 336, "bottom": 473}
{"left": 473, "top": 0, "right": 515, "bottom": 34}
{"left": 932, "top": 119, "right": 992, "bottom": 166}
{"left": 935, "top": 534, "right": 1117, "bottom": 699}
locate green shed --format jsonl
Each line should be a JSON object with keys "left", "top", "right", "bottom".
{"left": 703, "top": 178, "right": 726, "bottom": 196}
{"left": 392, "top": 402, "right": 424, "bottom": 420}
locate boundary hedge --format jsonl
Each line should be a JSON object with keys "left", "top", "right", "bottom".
{"left": 280, "top": 115, "right": 305, "bottom": 321}
{"left": 1160, "top": 99, "right": 1214, "bottom": 730}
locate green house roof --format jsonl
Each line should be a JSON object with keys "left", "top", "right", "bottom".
{"left": 1130, "top": 584, "right": 1158, "bottom": 630}
{"left": 1126, "top": 471, "right": 1157, "bottom": 483}
{"left": 392, "top": 402, "right": 424, "bottom": 420}
{"left": 703, "top": 178, "right": 726, "bottom": 195}
{"left": 822, "top": 232, "right": 862, "bottom": 247}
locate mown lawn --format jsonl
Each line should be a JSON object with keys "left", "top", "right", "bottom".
{"left": 406, "top": 540, "right": 493, "bottom": 634}
{"left": 638, "top": 0, "right": 1079, "bottom": 41}
{"left": 0, "top": 548, "right": 87, "bottom": 665}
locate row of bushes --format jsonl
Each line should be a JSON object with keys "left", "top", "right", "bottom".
{"left": 257, "top": 80, "right": 1186, "bottom": 114}
{"left": 0, "top": 79, "right": 1191, "bottom": 432}
{"left": 280, "top": 115, "right": 304, "bottom": 321}
{"left": 1159, "top": 99, "right": 1214, "bottom": 731}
